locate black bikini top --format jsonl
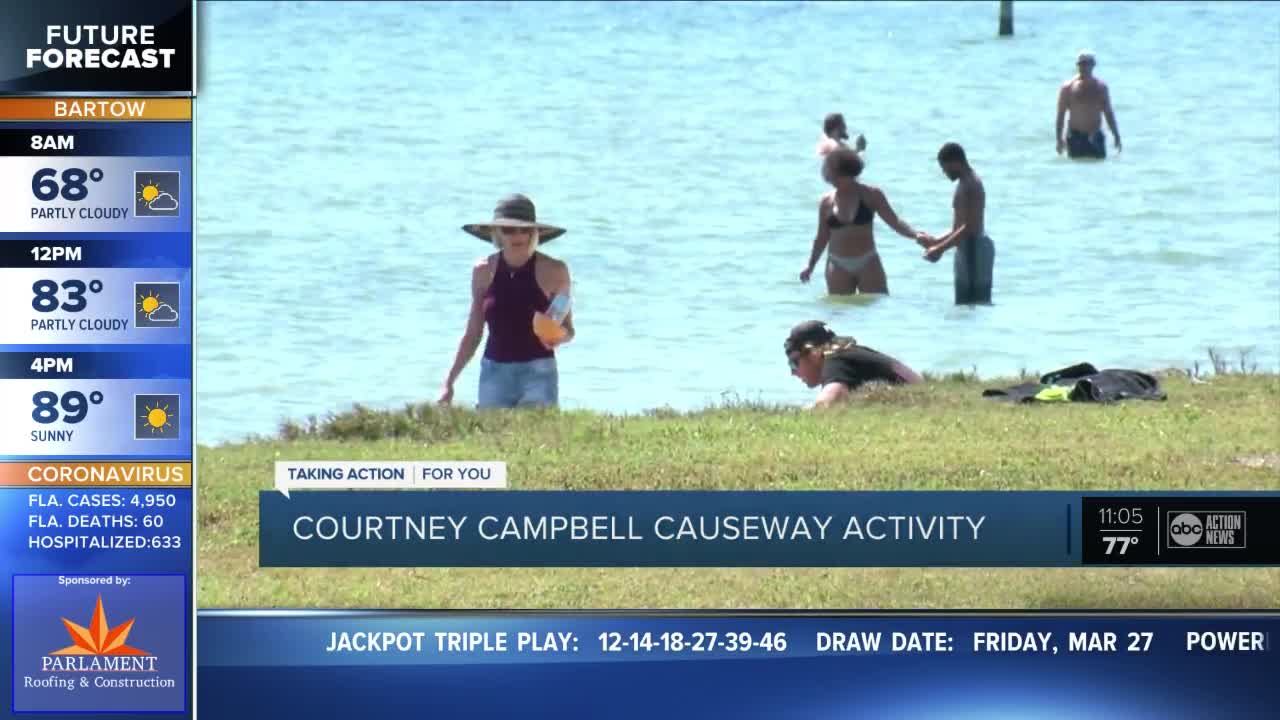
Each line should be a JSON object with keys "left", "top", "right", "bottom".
{"left": 827, "top": 197, "right": 874, "bottom": 228}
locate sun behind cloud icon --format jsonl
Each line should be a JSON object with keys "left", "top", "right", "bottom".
{"left": 141, "top": 402, "right": 173, "bottom": 434}
{"left": 138, "top": 290, "right": 179, "bottom": 323}
{"left": 133, "top": 172, "right": 181, "bottom": 218}
{"left": 51, "top": 595, "right": 148, "bottom": 656}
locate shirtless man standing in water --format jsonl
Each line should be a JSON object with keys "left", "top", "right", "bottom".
{"left": 816, "top": 112, "right": 867, "bottom": 183}
{"left": 920, "top": 143, "right": 994, "bottom": 305}
{"left": 1056, "top": 51, "right": 1122, "bottom": 159}
{"left": 816, "top": 112, "right": 867, "bottom": 158}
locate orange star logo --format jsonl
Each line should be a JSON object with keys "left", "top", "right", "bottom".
{"left": 50, "top": 595, "right": 149, "bottom": 656}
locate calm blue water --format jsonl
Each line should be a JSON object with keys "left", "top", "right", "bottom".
{"left": 195, "top": 1, "right": 1280, "bottom": 445}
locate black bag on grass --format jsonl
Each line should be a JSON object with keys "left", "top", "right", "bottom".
{"left": 982, "top": 363, "right": 1166, "bottom": 403}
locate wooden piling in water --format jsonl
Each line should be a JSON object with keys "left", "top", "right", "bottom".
{"left": 999, "top": 0, "right": 1014, "bottom": 36}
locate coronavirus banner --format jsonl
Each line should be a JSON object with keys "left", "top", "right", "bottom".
{"left": 0, "top": 2, "right": 195, "bottom": 717}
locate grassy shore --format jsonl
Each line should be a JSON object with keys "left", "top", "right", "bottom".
{"left": 198, "top": 372, "right": 1279, "bottom": 608}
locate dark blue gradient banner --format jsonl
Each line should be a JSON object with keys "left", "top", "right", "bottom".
{"left": 0, "top": 234, "right": 193, "bottom": 268}
{"left": 0, "top": 124, "right": 191, "bottom": 155}
{"left": 197, "top": 612, "right": 1279, "bottom": 719}
{"left": 259, "top": 491, "right": 1280, "bottom": 567}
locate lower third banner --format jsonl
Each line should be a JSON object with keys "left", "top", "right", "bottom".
{"left": 258, "top": 491, "right": 1280, "bottom": 567}
{"left": 198, "top": 611, "right": 1278, "bottom": 719}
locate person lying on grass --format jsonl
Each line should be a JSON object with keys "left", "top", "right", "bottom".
{"left": 784, "top": 320, "right": 922, "bottom": 408}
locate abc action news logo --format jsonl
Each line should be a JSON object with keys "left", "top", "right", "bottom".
{"left": 1166, "top": 511, "right": 1247, "bottom": 549}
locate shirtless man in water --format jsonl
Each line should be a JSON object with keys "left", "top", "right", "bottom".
{"left": 920, "top": 143, "right": 994, "bottom": 305}
{"left": 1056, "top": 51, "right": 1121, "bottom": 159}
{"left": 816, "top": 112, "right": 867, "bottom": 183}
{"left": 816, "top": 112, "right": 867, "bottom": 158}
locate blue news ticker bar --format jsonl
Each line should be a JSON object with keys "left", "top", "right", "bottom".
{"left": 197, "top": 612, "right": 1280, "bottom": 719}
{"left": 258, "top": 491, "right": 1280, "bottom": 568}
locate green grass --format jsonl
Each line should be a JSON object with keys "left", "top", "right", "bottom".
{"left": 198, "top": 372, "right": 1279, "bottom": 609}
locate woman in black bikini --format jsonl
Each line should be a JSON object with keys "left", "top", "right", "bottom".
{"left": 800, "top": 147, "right": 928, "bottom": 295}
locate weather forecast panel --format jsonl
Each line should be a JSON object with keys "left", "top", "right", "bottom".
{"left": 0, "top": 1, "right": 195, "bottom": 717}
{"left": 0, "top": 123, "right": 192, "bottom": 462}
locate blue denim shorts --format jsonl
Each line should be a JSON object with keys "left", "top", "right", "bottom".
{"left": 477, "top": 357, "right": 559, "bottom": 409}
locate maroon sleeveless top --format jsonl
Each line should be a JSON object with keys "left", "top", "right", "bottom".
{"left": 482, "top": 253, "right": 554, "bottom": 362}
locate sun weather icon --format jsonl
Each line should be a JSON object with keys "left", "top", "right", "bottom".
{"left": 134, "top": 282, "right": 180, "bottom": 329}
{"left": 135, "top": 394, "right": 180, "bottom": 440}
{"left": 134, "top": 171, "right": 180, "bottom": 217}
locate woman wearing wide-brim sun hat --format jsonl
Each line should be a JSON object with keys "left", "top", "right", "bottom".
{"left": 438, "top": 193, "right": 574, "bottom": 409}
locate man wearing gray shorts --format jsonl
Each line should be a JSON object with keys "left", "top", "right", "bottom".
{"left": 920, "top": 142, "right": 994, "bottom": 305}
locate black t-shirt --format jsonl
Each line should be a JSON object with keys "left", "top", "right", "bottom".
{"left": 819, "top": 345, "right": 910, "bottom": 390}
